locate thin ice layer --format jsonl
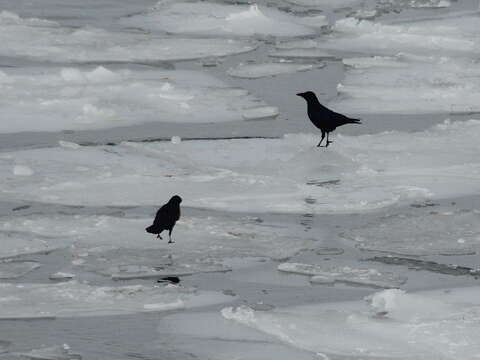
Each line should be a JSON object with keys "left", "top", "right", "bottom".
{"left": 0, "top": 11, "right": 255, "bottom": 63}
{"left": 344, "top": 209, "right": 480, "bottom": 256}
{"left": 1, "top": 120, "right": 480, "bottom": 213}
{"left": 278, "top": 262, "right": 407, "bottom": 288}
{"left": 222, "top": 286, "right": 480, "bottom": 359}
{"left": 0, "top": 281, "right": 230, "bottom": 319}
{"left": 120, "top": 3, "right": 318, "bottom": 38}
{"left": 0, "top": 67, "right": 276, "bottom": 133}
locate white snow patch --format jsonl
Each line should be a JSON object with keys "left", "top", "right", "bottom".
{"left": 227, "top": 62, "right": 322, "bottom": 79}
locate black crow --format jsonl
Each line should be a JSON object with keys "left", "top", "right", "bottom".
{"left": 146, "top": 195, "right": 182, "bottom": 244}
{"left": 297, "top": 91, "right": 361, "bottom": 147}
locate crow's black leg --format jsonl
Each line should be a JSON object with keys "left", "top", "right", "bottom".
{"left": 168, "top": 229, "right": 174, "bottom": 244}
{"left": 326, "top": 132, "right": 333, "bottom": 147}
{"left": 157, "top": 234, "right": 163, "bottom": 240}
{"left": 317, "top": 132, "right": 325, "bottom": 147}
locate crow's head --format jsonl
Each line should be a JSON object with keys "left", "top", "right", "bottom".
{"left": 296, "top": 91, "right": 317, "bottom": 101}
{"left": 169, "top": 195, "right": 182, "bottom": 204}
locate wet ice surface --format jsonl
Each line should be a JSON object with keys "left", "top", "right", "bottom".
{"left": 3, "top": 0, "right": 480, "bottom": 359}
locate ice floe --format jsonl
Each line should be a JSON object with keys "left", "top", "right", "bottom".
{"left": 120, "top": 3, "right": 319, "bottom": 38}
{"left": 333, "top": 55, "right": 480, "bottom": 114}
{"left": 344, "top": 209, "right": 480, "bottom": 256}
{"left": 0, "top": 11, "right": 255, "bottom": 63}
{"left": 2, "top": 120, "right": 480, "bottom": 213}
{"left": 222, "top": 286, "right": 480, "bottom": 359}
{"left": 0, "top": 67, "right": 276, "bottom": 133}
{"left": 227, "top": 62, "right": 323, "bottom": 79}
{"left": 278, "top": 262, "right": 407, "bottom": 288}
{"left": 0, "top": 213, "right": 313, "bottom": 269}
{"left": 0, "top": 281, "right": 230, "bottom": 319}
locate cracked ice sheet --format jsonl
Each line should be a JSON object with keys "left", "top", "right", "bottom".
{"left": 120, "top": 2, "right": 323, "bottom": 38}
{"left": 0, "top": 213, "right": 314, "bottom": 271}
{"left": 2, "top": 120, "right": 480, "bottom": 213}
{"left": 332, "top": 54, "right": 480, "bottom": 114}
{"left": 0, "top": 67, "right": 276, "bottom": 133}
{"left": 0, "top": 261, "right": 40, "bottom": 279}
{"left": 222, "top": 286, "right": 480, "bottom": 359}
{"left": 0, "top": 281, "right": 230, "bottom": 319}
{"left": 278, "top": 263, "right": 407, "bottom": 288}
{"left": 343, "top": 209, "right": 480, "bottom": 256}
{"left": 0, "top": 11, "right": 256, "bottom": 63}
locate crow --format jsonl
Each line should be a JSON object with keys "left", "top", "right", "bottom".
{"left": 297, "top": 91, "right": 361, "bottom": 147}
{"left": 146, "top": 195, "right": 182, "bottom": 244}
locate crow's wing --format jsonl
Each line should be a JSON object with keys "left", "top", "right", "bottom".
{"left": 153, "top": 204, "right": 172, "bottom": 227}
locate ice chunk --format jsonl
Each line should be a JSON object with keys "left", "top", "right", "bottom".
{"left": 344, "top": 209, "right": 480, "bottom": 256}
{"left": 0, "top": 67, "right": 275, "bottom": 133}
{"left": 278, "top": 262, "right": 406, "bottom": 288}
{"left": 120, "top": 3, "right": 317, "bottom": 38}
{"left": 284, "top": 0, "right": 362, "bottom": 9}
{"left": 222, "top": 286, "right": 480, "bottom": 358}
{"left": 16, "top": 344, "right": 81, "bottom": 360}
{"left": 334, "top": 55, "right": 480, "bottom": 114}
{"left": 171, "top": 136, "right": 182, "bottom": 144}
{"left": 227, "top": 62, "right": 322, "bottom": 79}
{"left": 0, "top": 261, "right": 40, "bottom": 279}
{"left": 269, "top": 48, "right": 338, "bottom": 60}
{"left": 242, "top": 106, "right": 279, "bottom": 120}
{"left": 0, "top": 281, "right": 230, "bottom": 319}
{"left": 13, "top": 165, "right": 33, "bottom": 176}
{"left": 49, "top": 272, "right": 75, "bottom": 281}
{"left": 0, "top": 11, "right": 256, "bottom": 63}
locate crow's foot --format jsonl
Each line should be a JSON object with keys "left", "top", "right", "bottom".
{"left": 157, "top": 234, "right": 163, "bottom": 240}
{"left": 325, "top": 140, "right": 333, "bottom": 147}
{"left": 168, "top": 240, "right": 175, "bottom": 244}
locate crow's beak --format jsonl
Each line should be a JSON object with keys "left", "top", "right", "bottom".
{"left": 296, "top": 92, "right": 303, "bottom": 97}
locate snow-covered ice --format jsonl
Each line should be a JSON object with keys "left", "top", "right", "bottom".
{"left": 227, "top": 62, "right": 323, "bottom": 79}
{"left": 222, "top": 286, "right": 480, "bottom": 359}
{"left": 2, "top": 120, "right": 480, "bottom": 213}
{"left": 0, "top": 281, "right": 230, "bottom": 319}
{"left": 278, "top": 262, "right": 407, "bottom": 288}
{"left": 120, "top": 3, "right": 320, "bottom": 38}
{"left": 0, "top": 11, "right": 256, "bottom": 63}
{"left": 0, "top": 67, "right": 277, "bottom": 133}
{"left": 344, "top": 208, "right": 480, "bottom": 256}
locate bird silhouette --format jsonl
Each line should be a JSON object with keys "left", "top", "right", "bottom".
{"left": 297, "top": 91, "right": 361, "bottom": 147}
{"left": 146, "top": 195, "right": 182, "bottom": 244}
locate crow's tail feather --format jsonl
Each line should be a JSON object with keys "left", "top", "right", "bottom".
{"left": 348, "top": 118, "right": 362, "bottom": 124}
{"left": 146, "top": 225, "right": 158, "bottom": 234}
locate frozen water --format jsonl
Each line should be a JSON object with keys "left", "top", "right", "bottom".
{"left": 16, "top": 344, "right": 81, "bottom": 360}
{"left": 120, "top": 3, "right": 318, "bottom": 38}
{"left": 278, "top": 262, "right": 407, "bottom": 288}
{"left": 269, "top": 48, "right": 338, "bottom": 60}
{"left": 2, "top": 120, "right": 480, "bottom": 214}
{"left": 0, "top": 261, "right": 40, "bottom": 279}
{"left": 284, "top": 0, "right": 362, "bottom": 10}
{"left": 0, "top": 67, "right": 275, "bottom": 133}
{"left": 0, "top": 11, "right": 256, "bottom": 63}
{"left": 334, "top": 55, "right": 480, "bottom": 114}
{"left": 49, "top": 272, "right": 76, "bottom": 281}
{"left": 344, "top": 209, "right": 480, "bottom": 256}
{"left": 222, "top": 286, "right": 480, "bottom": 359}
{"left": 0, "top": 229, "right": 67, "bottom": 259}
{"left": 227, "top": 62, "right": 323, "bottom": 79}
{"left": 0, "top": 281, "right": 230, "bottom": 319}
